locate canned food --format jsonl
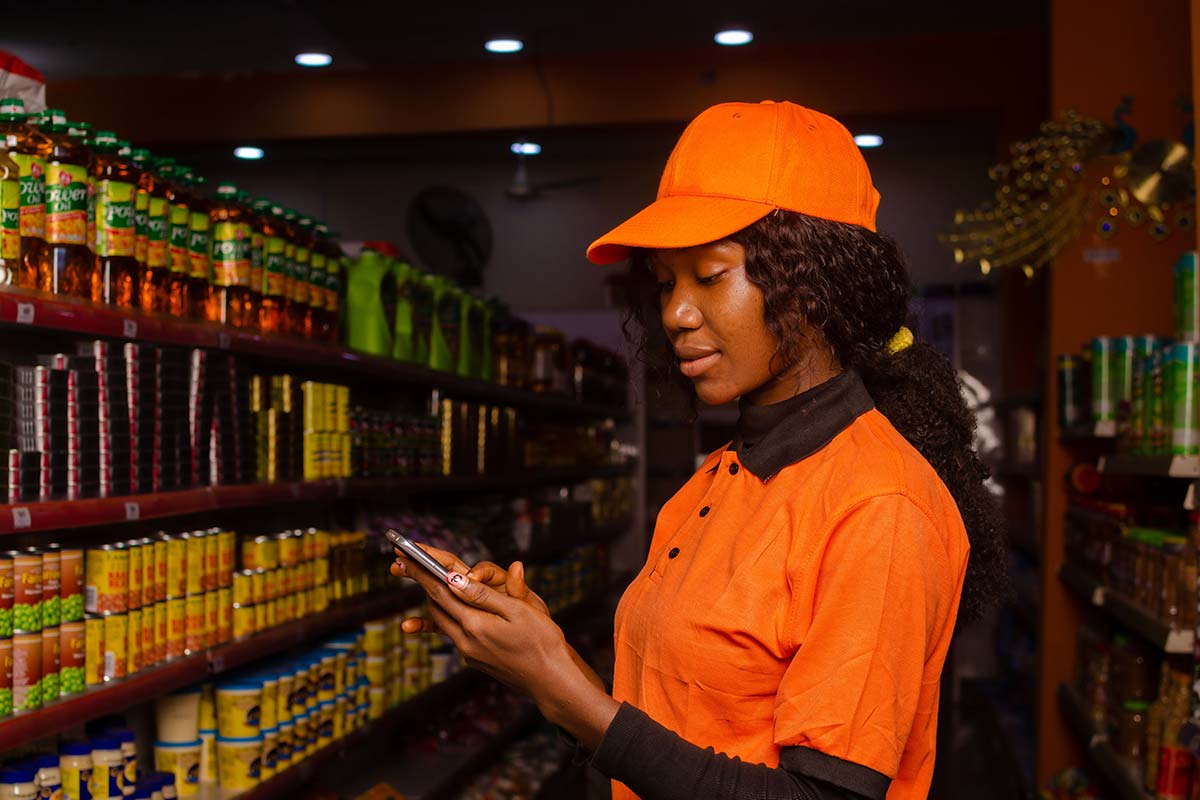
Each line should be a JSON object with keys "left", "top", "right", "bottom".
{"left": 276, "top": 532, "right": 299, "bottom": 568}
{"left": 85, "top": 544, "right": 128, "bottom": 616}
{"left": 232, "top": 571, "right": 253, "bottom": 607}
{"left": 203, "top": 534, "right": 219, "bottom": 592}
{"left": 294, "top": 590, "right": 308, "bottom": 619}
{"left": 185, "top": 533, "right": 205, "bottom": 597}
{"left": 13, "top": 631, "right": 42, "bottom": 711}
{"left": 1093, "top": 337, "right": 1115, "bottom": 422}
{"left": 0, "top": 554, "right": 13, "bottom": 637}
{"left": 166, "top": 598, "right": 185, "bottom": 660}
{"left": 1170, "top": 342, "right": 1200, "bottom": 455}
{"left": 217, "top": 530, "right": 235, "bottom": 587}
{"left": 0, "top": 637, "right": 11, "bottom": 714}
{"left": 278, "top": 594, "right": 294, "bottom": 625}
{"left": 154, "top": 601, "right": 167, "bottom": 665}
{"left": 153, "top": 537, "right": 168, "bottom": 601}
{"left": 263, "top": 569, "right": 278, "bottom": 603}
{"left": 163, "top": 534, "right": 186, "bottom": 600}
{"left": 302, "top": 530, "right": 317, "bottom": 563}
{"left": 1175, "top": 251, "right": 1199, "bottom": 343}
{"left": 11, "top": 550, "right": 43, "bottom": 634}
{"left": 103, "top": 614, "right": 128, "bottom": 681}
{"left": 125, "top": 541, "right": 142, "bottom": 612}
{"left": 60, "top": 620, "right": 85, "bottom": 696}
{"left": 217, "top": 588, "right": 232, "bottom": 642}
{"left": 60, "top": 548, "right": 84, "bottom": 622}
{"left": 232, "top": 605, "right": 255, "bottom": 640}
{"left": 41, "top": 546, "right": 62, "bottom": 628}
{"left": 138, "top": 537, "right": 155, "bottom": 607}
{"left": 85, "top": 615, "right": 105, "bottom": 685}
{"left": 41, "top": 625, "right": 59, "bottom": 700}
{"left": 185, "top": 594, "right": 206, "bottom": 654}
{"left": 204, "top": 592, "right": 219, "bottom": 647}
{"left": 254, "top": 602, "right": 266, "bottom": 633}
{"left": 126, "top": 608, "right": 141, "bottom": 675}
{"left": 141, "top": 603, "right": 156, "bottom": 668}
{"left": 250, "top": 570, "right": 265, "bottom": 605}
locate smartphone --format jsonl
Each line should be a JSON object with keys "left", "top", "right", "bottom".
{"left": 386, "top": 530, "right": 451, "bottom": 581}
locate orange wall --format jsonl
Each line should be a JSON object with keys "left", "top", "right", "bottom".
{"left": 47, "top": 31, "right": 1045, "bottom": 144}
{"left": 1039, "top": 0, "right": 1193, "bottom": 784}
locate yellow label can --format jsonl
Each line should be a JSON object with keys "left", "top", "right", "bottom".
{"left": 276, "top": 532, "right": 299, "bottom": 568}
{"left": 166, "top": 597, "right": 186, "bottom": 660}
{"left": 233, "top": 570, "right": 253, "bottom": 607}
{"left": 85, "top": 615, "right": 105, "bottom": 686}
{"left": 154, "top": 601, "right": 167, "bottom": 664}
{"left": 142, "top": 603, "right": 157, "bottom": 667}
{"left": 217, "top": 531, "right": 236, "bottom": 587}
{"left": 254, "top": 602, "right": 266, "bottom": 632}
{"left": 85, "top": 545, "right": 129, "bottom": 615}
{"left": 204, "top": 591, "right": 220, "bottom": 646}
{"left": 152, "top": 538, "right": 167, "bottom": 602}
{"left": 184, "top": 533, "right": 205, "bottom": 597}
{"left": 250, "top": 570, "right": 265, "bottom": 605}
{"left": 217, "top": 588, "right": 233, "bottom": 642}
{"left": 232, "top": 605, "right": 255, "bottom": 639}
{"left": 185, "top": 594, "right": 205, "bottom": 654}
{"left": 126, "top": 608, "right": 142, "bottom": 675}
{"left": 203, "top": 533, "right": 219, "bottom": 592}
{"left": 164, "top": 535, "right": 186, "bottom": 599}
{"left": 103, "top": 613, "right": 128, "bottom": 681}
{"left": 125, "top": 541, "right": 142, "bottom": 611}
{"left": 294, "top": 589, "right": 308, "bottom": 619}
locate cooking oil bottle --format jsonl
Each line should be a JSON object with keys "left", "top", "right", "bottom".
{"left": 68, "top": 122, "right": 97, "bottom": 254}
{"left": 131, "top": 148, "right": 150, "bottom": 272}
{"left": 209, "top": 183, "right": 252, "bottom": 327}
{"left": 90, "top": 130, "right": 139, "bottom": 308}
{"left": 185, "top": 173, "right": 211, "bottom": 322}
{"left": 282, "top": 209, "right": 308, "bottom": 335}
{"left": 137, "top": 155, "right": 171, "bottom": 312}
{"left": 0, "top": 98, "right": 48, "bottom": 290}
{"left": 294, "top": 213, "right": 316, "bottom": 338}
{"left": 0, "top": 147, "right": 17, "bottom": 287}
{"left": 276, "top": 204, "right": 297, "bottom": 335}
{"left": 307, "top": 219, "right": 327, "bottom": 340}
{"left": 237, "top": 190, "right": 261, "bottom": 330}
{"left": 253, "top": 199, "right": 288, "bottom": 334}
{"left": 165, "top": 162, "right": 193, "bottom": 317}
{"left": 36, "top": 109, "right": 92, "bottom": 297}
{"left": 313, "top": 223, "right": 342, "bottom": 342}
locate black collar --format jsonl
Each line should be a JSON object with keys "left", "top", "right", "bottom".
{"left": 731, "top": 370, "right": 874, "bottom": 481}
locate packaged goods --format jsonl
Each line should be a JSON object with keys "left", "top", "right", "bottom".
{"left": 88, "top": 738, "right": 122, "bottom": 800}
{"left": 150, "top": 742, "right": 198, "bottom": 799}
{"left": 208, "top": 185, "right": 252, "bottom": 328}
{"left": 0, "top": 766, "right": 37, "bottom": 800}
{"left": 89, "top": 131, "right": 139, "bottom": 309}
{"left": 214, "top": 737, "right": 260, "bottom": 792}
{"left": 155, "top": 689, "right": 201, "bottom": 744}
{"left": 58, "top": 743, "right": 92, "bottom": 800}
{"left": 196, "top": 732, "right": 215, "bottom": 786}
{"left": 215, "top": 682, "right": 262, "bottom": 739}
{"left": 28, "top": 754, "right": 61, "bottom": 800}
{"left": 137, "top": 156, "right": 171, "bottom": 313}
{"left": 0, "top": 98, "right": 49, "bottom": 290}
{"left": 37, "top": 110, "right": 91, "bottom": 298}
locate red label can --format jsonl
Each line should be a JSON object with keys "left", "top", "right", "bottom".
{"left": 1158, "top": 746, "right": 1195, "bottom": 800}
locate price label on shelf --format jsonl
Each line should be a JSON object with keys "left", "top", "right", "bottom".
{"left": 15, "top": 303, "right": 34, "bottom": 324}
{"left": 124, "top": 502, "right": 140, "bottom": 521}
{"left": 11, "top": 508, "right": 31, "bottom": 529}
{"left": 123, "top": 319, "right": 138, "bottom": 339}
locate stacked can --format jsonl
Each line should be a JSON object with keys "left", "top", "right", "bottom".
{"left": 300, "top": 381, "right": 350, "bottom": 480}
{"left": 84, "top": 542, "right": 128, "bottom": 685}
{"left": 251, "top": 375, "right": 301, "bottom": 484}
{"left": 76, "top": 342, "right": 134, "bottom": 498}
{"left": 1168, "top": 342, "right": 1200, "bottom": 456}
{"left": 59, "top": 547, "right": 85, "bottom": 698}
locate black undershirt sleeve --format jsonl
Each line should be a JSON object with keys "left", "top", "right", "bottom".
{"left": 590, "top": 704, "right": 889, "bottom": 800}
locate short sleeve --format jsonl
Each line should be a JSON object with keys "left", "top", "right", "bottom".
{"left": 773, "top": 493, "right": 953, "bottom": 790}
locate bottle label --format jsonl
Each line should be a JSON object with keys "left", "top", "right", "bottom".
{"left": 146, "top": 196, "right": 168, "bottom": 269}
{"left": 325, "top": 267, "right": 339, "bottom": 313}
{"left": 134, "top": 190, "right": 149, "bottom": 264}
{"left": 95, "top": 180, "right": 135, "bottom": 258}
{"left": 86, "top": 179, "right": 96, "bottom": 254}
{"left": 283, "top": 241, "right": 296, "bottom": 299}
{"left": 309, "top": 251, "right": 326, "bottom": 310}
{"left": 1, "top": 178, "right": 18, "bottom": 261}
{"left": 211, "top": 221, "right": 250, "bottom": 287}
{"left": 45, "top": 162, "right": 88, "bottom": 245}
{"left": 10, "top": 153, "right": 45, "bottom": 238}
{"left": 294, "top": 246, "right": 310, "bottom": 305}
{"left": 188, "top": 211, "right": 210, "bottom": 280}
{"left": 249, "top": 228, "right": 263, "bottom": 294}
{"left": 264, "top": 235, "right": 286, "bottom": 297}
{"left": 168, "top": 202, "right": 189, "bottom": 273}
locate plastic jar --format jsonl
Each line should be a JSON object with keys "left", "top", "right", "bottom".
{"left": 197, "top": 685, "right": 216, "bottom": 732}
{"left": 0, "top": 766, "right": 38, "bottom": 800}
{"left": 259, "top": 678, "right": 278, "bottom": 730}
{"left": 260, "top": 728, "right": 278, "bottom": 781}
{"left": 150, "top": 741, "right": 199, "bottom": 798}
{"left": 152, "top": 773, "right": 175, "bottom": 800}
{"left": 90, "top": 737, "right": 124, "bottom": 800}
{"left": 104, "top": 729, "right": 136, "bottom": 796}
{"left": 58, "top": 742, "right": 92, "bottom": 800}
{"left": 196, "top": 732, "right": 216, "bottom": 786}
{"left": 155, "top": 690, "right": 201, "bottom": 744}
{"left": 142, "top": 774, "right": 162, "bottom": 800}
{"left": 215, "top": 681, "right": 262, "bottom": 739}
{"left": 215, "top": 736, "right": 262, "bottom": 792}
{"left": 28, "top": 754, "right": 60, "bottom": 800}
{"left": 275, "top": 722, "right": 293, "bottom": 770}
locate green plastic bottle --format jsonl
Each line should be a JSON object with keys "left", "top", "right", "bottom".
{"left": 344, "top": 246, "right": 395, "bottom": 356}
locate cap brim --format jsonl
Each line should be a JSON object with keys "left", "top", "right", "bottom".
{"left": 586, "top": 195, "right": 775, "bottom": 265}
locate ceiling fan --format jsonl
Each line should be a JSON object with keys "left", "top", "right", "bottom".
{"left": 506, "top": 143, "right": 603, "bottom": 200}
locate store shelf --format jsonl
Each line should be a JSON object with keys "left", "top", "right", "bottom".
{"left": 1056, "top": 684, "right": 1150, "bottom": 800}
{"left": 0, "top": 290, "right": 629, "bottom": 422}
{"left": 1099, "top": 454, "right": 1200, "bottom": 478}
{"left": 1060, "top": 420, "right": 1118, "bottom": 442}
{"left": 417, "top": 707, "right": 544, "bottom": 800}
{"left": 0, "top": 588, "right": 420, "bottom": 750}
{"left": 1057, "top": 562, "right": 1193, "bottom": 654}
{"left": 0, "top": 463, "right": 636, "bottom": 535}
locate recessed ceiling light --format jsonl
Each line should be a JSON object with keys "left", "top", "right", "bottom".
{"left": 485, "top": 38, "right": 524, "bottom": 54}
{"left": 294, "top": 52, "right": 333, "bottom": 67}
{"left": 510, "top": 142, "right": 542, "bottom": 156}
{"left": 714, "top": 29, "right": 753, "bottom": 46}
{"left": 853, "top": 134, "right": 884, "bottom": 148}
{"left": 234, "top": 146, "right": 264, "bottom": 160}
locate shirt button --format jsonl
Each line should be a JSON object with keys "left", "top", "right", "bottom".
{"left": 699, "top": 506, "right": 710, "bottom": 518}
{"left": 668, "top": 547, "right": 680, "bottom": 559}
{"left": 729, "top": 463, "right": 739, "bottom": 475}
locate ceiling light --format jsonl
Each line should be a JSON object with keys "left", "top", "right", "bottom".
{"left": 234, "top": 146, "right": 264, "bottom": 160}
{"left": 485, "top": 39, "right": 524, "bottom": 54}
{"left": 510, "top": 142, "right": 541, "bottom": 156}
{"left": 714, "top": 29, "right": 753, "bottom": 46}
{"left": 853, "top": 134, "right": 884, "bottom": 148}
{"left": 294, "top": 52, "right": 333, "bottom": 67}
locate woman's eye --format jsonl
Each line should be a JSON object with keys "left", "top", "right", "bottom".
{"left": 697, "top": 272, "right": 722, "bottom": 286}
{"left": 657, "top": 280, "right": 674, "bottom": 293}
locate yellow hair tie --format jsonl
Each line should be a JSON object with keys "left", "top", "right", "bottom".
{"left": 887, "top": 326, "right": 913, "bottom": 355}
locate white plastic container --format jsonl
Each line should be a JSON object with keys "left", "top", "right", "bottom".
{"left": 155, "top": 689, "right": 201, "bottom": 744}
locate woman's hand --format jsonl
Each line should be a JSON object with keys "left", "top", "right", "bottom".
{"left": 395, "top": 549, "right": 619, "bottom": 750}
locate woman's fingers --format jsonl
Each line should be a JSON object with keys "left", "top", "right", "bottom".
{"left": 401, "top": 616, "right": 437, "bottom": 634}
{"left": 444, "top": 571, "right": 517, "bottom": 618}
{"left": 505, "top": 561, "right": 529, "bottom": 600}
{"left": 465, "top": 560, "right": 510, "bottom": 589}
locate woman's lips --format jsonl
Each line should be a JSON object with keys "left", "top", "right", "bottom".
{"left": 678, "top": 352, "right": 720, "bottom": 378}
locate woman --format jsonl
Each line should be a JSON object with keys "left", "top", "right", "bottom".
{"left": 392, "top": 101, "right": 1006, "bottom": 800}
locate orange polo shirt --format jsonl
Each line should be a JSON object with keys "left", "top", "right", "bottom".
{"left": 611, "top": 371, "right": 970, "bottom": 800}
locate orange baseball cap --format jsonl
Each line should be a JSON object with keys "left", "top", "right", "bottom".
{"left": 586, "top": 100, "right": 880, "bottom": 265}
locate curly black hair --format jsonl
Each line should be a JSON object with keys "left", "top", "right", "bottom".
{"left": 625, "top": 209, "right": 1007, "bottom": 625}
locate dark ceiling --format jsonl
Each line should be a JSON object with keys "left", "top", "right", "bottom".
{"left": 1, "top": 0, "right": 1048, "bottom": 81}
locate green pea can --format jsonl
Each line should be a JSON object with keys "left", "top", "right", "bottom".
{"left": 60, "top": 620, "right": 85, "bottom": 696}
{"left": 41, "top": 624, "right": 59, "bottom": 700}
{"left": 12, "top": 631, "right": 41, "bottom": 711}
{"left": 0, "top": 554, "right": 13, "bottom": 638}
{"left": 1174, "top": 251, "right": 1199, "bottom": 342}
{"left": 1169, "top": 342, "right": 1200, "bottom": 455}
{"left": 1092, "top": 337, "right": 1115, "bottom": 423}
{"left": 41, "top": 546, "right": 61, "bottom": 629}
{"left": 60, "top": 548, "right": 84, "bottom": 622}
{"left": 0, "top": 637, "right": 11, "bottom": 715}
{"left": 10, "top": 550, "right": 43, "bottom": 634}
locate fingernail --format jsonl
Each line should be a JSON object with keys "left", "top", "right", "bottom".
{"left": 394, "top": 560, "right": 406, "bottom": 573}
{"left": 447, "top": 571, "right": 467, "bottom": 588}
